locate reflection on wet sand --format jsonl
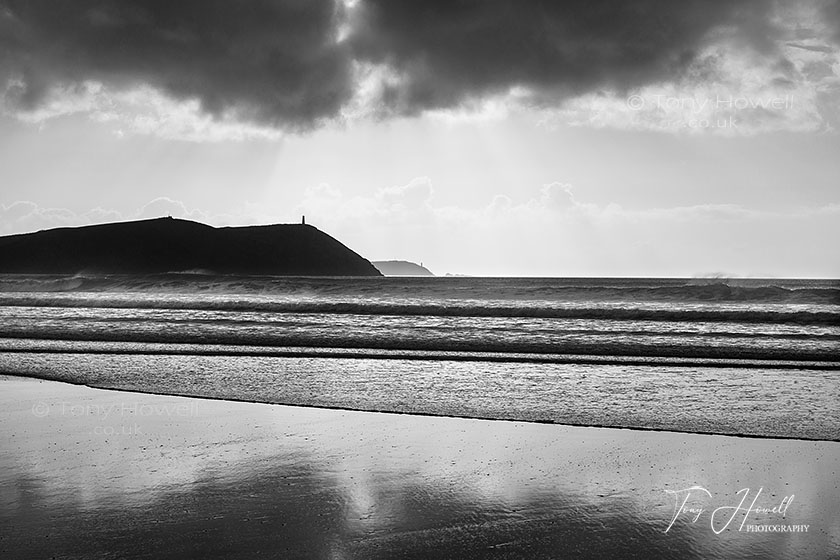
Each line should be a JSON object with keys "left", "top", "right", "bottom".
{"left": 1, "top": 376, "right": 838, "bottom": 559}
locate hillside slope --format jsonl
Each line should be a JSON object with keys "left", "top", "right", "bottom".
{"left": 0, "top": 218, "right": 382, "bottom": 276}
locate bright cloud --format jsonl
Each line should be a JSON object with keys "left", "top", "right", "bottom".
{"left": 297, "top": 178, "right": 840, "bottom": 277}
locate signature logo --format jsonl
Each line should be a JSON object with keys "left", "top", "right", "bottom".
{"left": 664, "top": 486, "right": 800, "bottom": 534}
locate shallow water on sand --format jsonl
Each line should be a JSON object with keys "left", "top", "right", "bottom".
{"left": 2, "top": 378, "right": 838, "bottom": 559}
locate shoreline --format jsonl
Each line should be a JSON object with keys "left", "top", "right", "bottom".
{"left": 3, "top": 375, "right": 838, "bottom": 558}
{"left": 2, "top": 371, "right": 838, "bottom": 444}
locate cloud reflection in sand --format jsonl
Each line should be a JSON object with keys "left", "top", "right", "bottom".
{"left": 2, "top": 377, "right": 837, "bottom": 559}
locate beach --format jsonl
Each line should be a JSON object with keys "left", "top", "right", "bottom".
{"left": 2, "top": 375, "right": 838, "bottom": 559}
{"left": 3, "top": 0, "right": 839, "bottom": 556}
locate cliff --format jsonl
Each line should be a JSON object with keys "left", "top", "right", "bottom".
{"left": 0, "top": 217, "right": 382, "bottom": 276}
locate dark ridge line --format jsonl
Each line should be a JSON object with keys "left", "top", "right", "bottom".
{"left": 3, "top": 372, "right": 837, "bottom": 443}
{"left": 0, "top": 218, "right": 383, "bottom": 277}
{"left": 2, "top": 346, "right": 839, "bottom": 370}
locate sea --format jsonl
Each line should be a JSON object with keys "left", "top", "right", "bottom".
{"left": 1, "top": 274, "right": 838, "bottom": 441}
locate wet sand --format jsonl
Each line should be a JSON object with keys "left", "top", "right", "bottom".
{"left": 1, "top": 375, "right": 838, "bottom": 559}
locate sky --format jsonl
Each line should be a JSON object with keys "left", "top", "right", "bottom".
{"left": 1, "top": 0, "right": 839, "bottom": 277}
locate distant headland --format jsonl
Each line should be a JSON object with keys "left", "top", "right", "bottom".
{"left": 372, "top": 260, "right": 434, "bottom": 276}
{"left": 0, "top": 217, "right": 382, "bottom": 276}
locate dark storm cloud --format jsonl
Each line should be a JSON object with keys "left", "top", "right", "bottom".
{"left": 822, "top": 0, "right": 840, "bottom": 42}
{"left": 0, "top": 0, "right": 352, "bottom": 128}
{"left": 350, "top": 0, "right": 776, "bottom": 114}
{"left": 0, "top": 0, "right": 779, "bottom": 128}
